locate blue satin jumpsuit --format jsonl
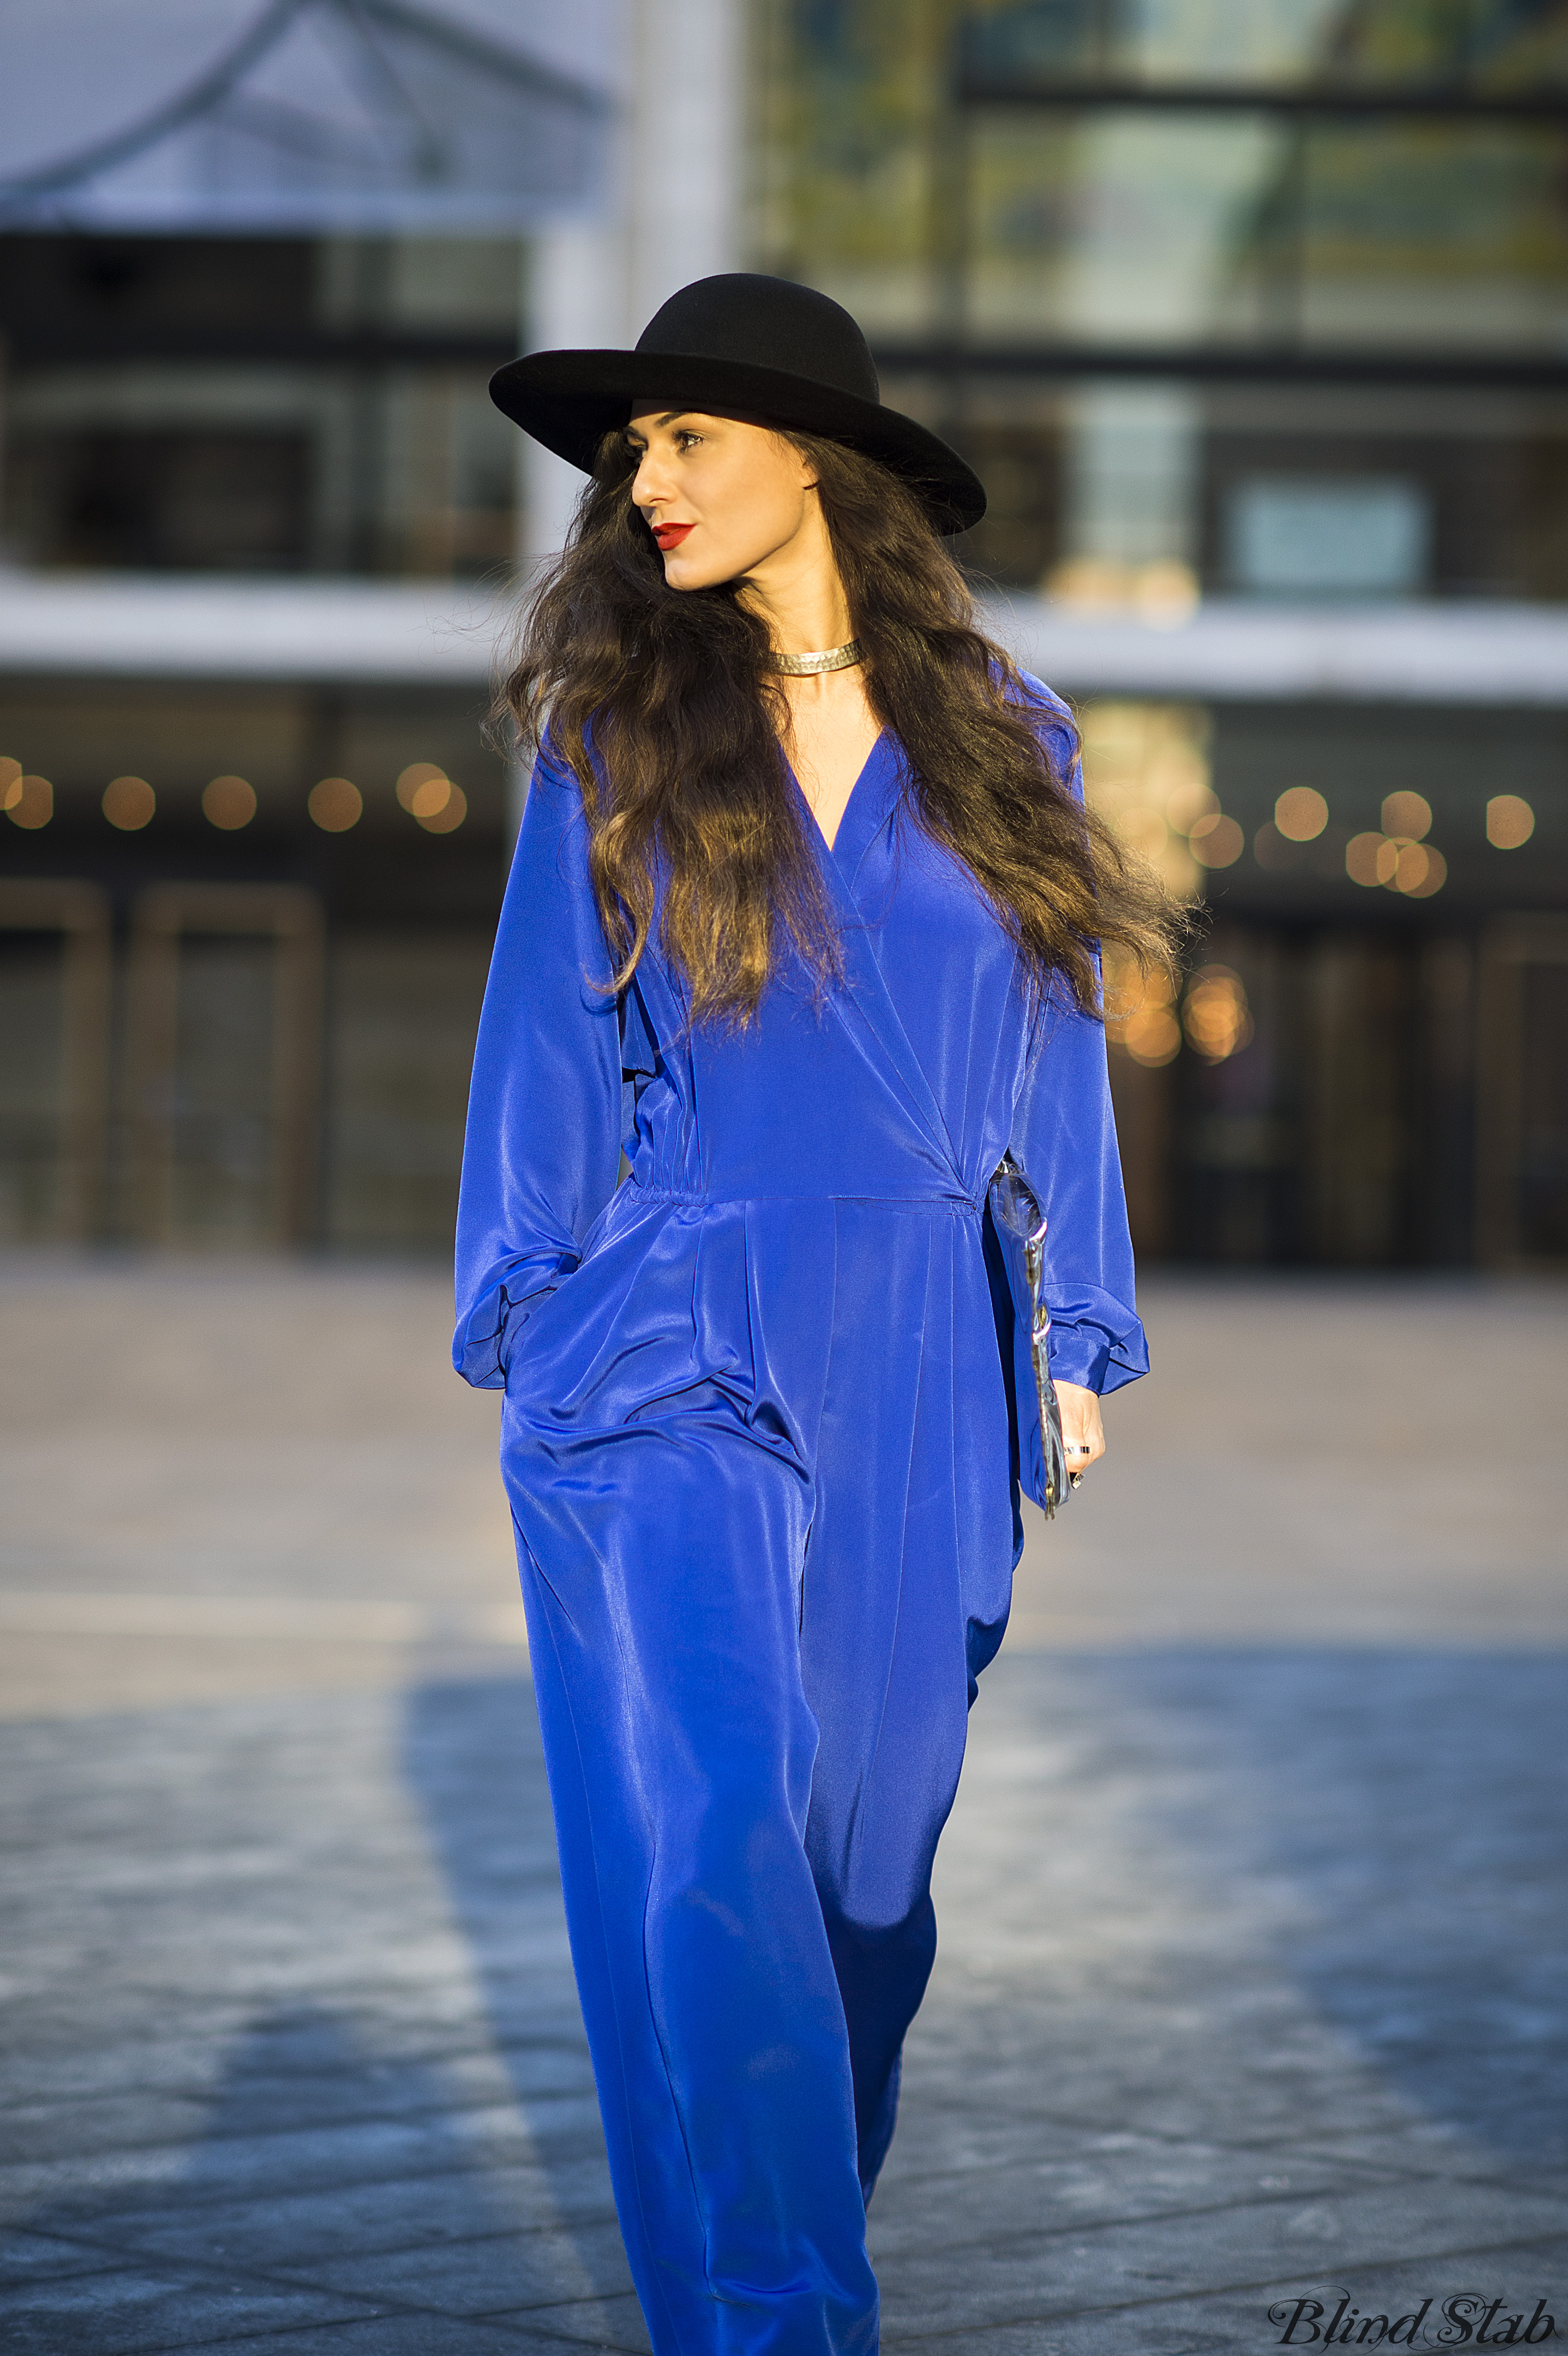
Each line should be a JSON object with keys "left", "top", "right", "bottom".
{"left": 453, "top": 677, "right": 1146, "bottom": 2356}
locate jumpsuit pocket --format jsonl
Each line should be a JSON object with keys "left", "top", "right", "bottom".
{"left": 500, "top": 1183, "right": 647, "bottom": 1392}
{"left": 500, "top": 1283, "right": 564, "bottom": 1388}
{"left": 502, "top": 1197, "right": 707, "bottom": 1430}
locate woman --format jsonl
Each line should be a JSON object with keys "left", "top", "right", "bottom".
{"left": 455, "top": 273, "right": 1172, "bottom": 2356}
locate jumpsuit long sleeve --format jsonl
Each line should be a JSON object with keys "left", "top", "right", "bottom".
{"left": 453, "top": 676, "right": 1147, "bottom": 2356}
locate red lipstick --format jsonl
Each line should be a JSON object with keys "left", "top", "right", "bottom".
{"left": 653, "top": 523, "right": 694, "bottom": 551}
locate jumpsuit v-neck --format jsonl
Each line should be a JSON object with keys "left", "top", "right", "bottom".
{"left": 454, "top": 677, "right": 1147, "bottom": 2356}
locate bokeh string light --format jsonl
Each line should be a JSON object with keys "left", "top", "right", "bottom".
{"left": 396, "top": 761, "right": 447, "bottom": 814}
{"left": 103, "top": 775, "right": 155, "bottom": 831}
{"left": 1486, "top": 794, "right": 1535, "bottom": 849}
{"left": 1103, "top": 951, "right": 1182, "bottom": 1068}
{"left": 395, "top": 760, "right": 467, "bottom": 833}
{"left": 203, "top": 775, "right": 257, "bottom": 830}
{"left": 1188, "top": 811, "right": 1243, "bottom": 868}
{"left": 1078, "top": 705, "right": 1213, "bottom": 898}
{"left": 308, "top": 776, "right": 363, "bottom": 832}
{"left": 1182, "top": 965, "right": 1254, "bottom": 1062}
{"left": 1274, "top": 786, "right": 1328, "bottom": 842}
{"left": 1394, "top": 842, "right": 1445, "bottom": 894}
{"left": 417, "top": 785, "right": 467, "bottom": 833}
{"left": 1164, "top": 773, "right": 1217, "bottom": 836}
{"left": 1346, "top": 797, "right": 1447, "bottom": 895}
{"left": 1381, "top": 790, "right": 1432, "bottom": 841}
{"left": 3, "top": 772, "right": 52, "bottom": 829}
{"left": 1105, "top": 956, "right": 1256, "bottom": 1069}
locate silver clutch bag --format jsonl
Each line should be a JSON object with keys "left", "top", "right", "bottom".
{"left": 988, "top": 1152, "right": 1069, "bottom": 1517}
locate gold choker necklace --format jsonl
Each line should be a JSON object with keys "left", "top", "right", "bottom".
{"left": 765, "top": 638, "right": 863, "bottom": 677}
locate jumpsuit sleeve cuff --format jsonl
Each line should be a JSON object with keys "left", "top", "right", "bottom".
{"left": 1045, "top": 1286, "right": 1150, "bottom": 1396}
{"left": 453, "top": 1264, "right": 575, "bottom": 1389}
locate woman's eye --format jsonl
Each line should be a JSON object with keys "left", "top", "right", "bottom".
{"left": 675, "top": 431, "right": 702, "bottom": 452}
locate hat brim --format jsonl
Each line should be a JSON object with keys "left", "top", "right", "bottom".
{"left": 489, "top": 349, "right": 986, "bottom": 536}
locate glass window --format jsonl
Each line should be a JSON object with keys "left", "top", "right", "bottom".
{"left": 1225, "top": 475, "right": 1431, "bottom": 595}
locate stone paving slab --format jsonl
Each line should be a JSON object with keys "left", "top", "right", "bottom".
{"left": 0, "top": 2260, "right": 376, "bottom": 2351}
{"left": 900, "top": 2253, "right": 1567, "bottom": 2356}
{"left": 4, "top": 1262, "right": 1566, "bottom": 1721}
{"left": 1007, "top": 1274, "right": 1568, "bottom": 1649}
{"left": 42, "top": 2168, "right": 619, "bottom": 2273}
{"left": 494, "top": 2291, "right": 651, "bottom": 2348}
{"left": 3, "top": 1263, "right": 1566, "bottom": 2352}
{"left": 0, "top": 2226, "right": 130, "bottom": 2286}
{"left": 180, "top": 2215, "right": 635, "bottom": 2312}
{"left": 166, "top": 2327, "right": 606, "bottom": 2356}
{"left": 1280, "top": 2124, "right": 1568, "bottom": 2196}
{"left": 0, "top": 2031, "right": 584, "bottom": 2124}
{"left": 858, "top": 1647, "right": 1568, "bottom": 2350}
{"left": 865, "top": 2138, "right": 1405, "bottom": 2253}
{"left": 3, "top": 1650, "right": 1565, "bottom": 2354}
{"left": 872, "top": 2178, "right": 1568, "bottom": 2334}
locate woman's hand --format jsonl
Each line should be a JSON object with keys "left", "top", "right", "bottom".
{"left": 1054, "top": 1380, "right": 1105, "bottom": 1483}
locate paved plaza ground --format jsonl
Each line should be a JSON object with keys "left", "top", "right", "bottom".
{"left": 2, "top": 1257, "right": 1566, "bottom": 2354}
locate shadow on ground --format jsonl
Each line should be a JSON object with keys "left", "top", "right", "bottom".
{"left": 400, "top": 1672, "right": 642, "bottom": 2309}
{"left": 1128, "top": 1648, "right": 1568, "bottom": 2171}
{"left": 0, "top": 1680, "right": 639, "bottom": 2355}
{"left": 925, "top": 1648, "right": 1568, "bottom": 2165}
{"left": 3, "top": 1649, "right": 1565, "bottom": 2353}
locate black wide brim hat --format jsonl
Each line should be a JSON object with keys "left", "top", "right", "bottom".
{"left": 490, "top": 273, "right": 986, "bottom": 537}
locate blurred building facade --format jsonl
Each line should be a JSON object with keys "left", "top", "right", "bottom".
{"left": 0, "top": 0, "right": 734, "bottom": 1255}
{"left": 1, "top": 0, "right": 1566, "bottom": 1265}
{"left": 754, "top": 0, "right": 1568, "bottom": 1267}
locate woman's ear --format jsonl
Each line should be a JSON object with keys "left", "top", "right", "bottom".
{"left": 777, "top": 429, "right": 819, "bottom": 492}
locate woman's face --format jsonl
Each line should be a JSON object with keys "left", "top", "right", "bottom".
{"left": 626, "top": 409, "right": 819, "bottom": 590}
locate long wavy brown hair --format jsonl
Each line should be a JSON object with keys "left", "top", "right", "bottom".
{"left": 501, "top": 427, "right": 1179, "bottom": 1025}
